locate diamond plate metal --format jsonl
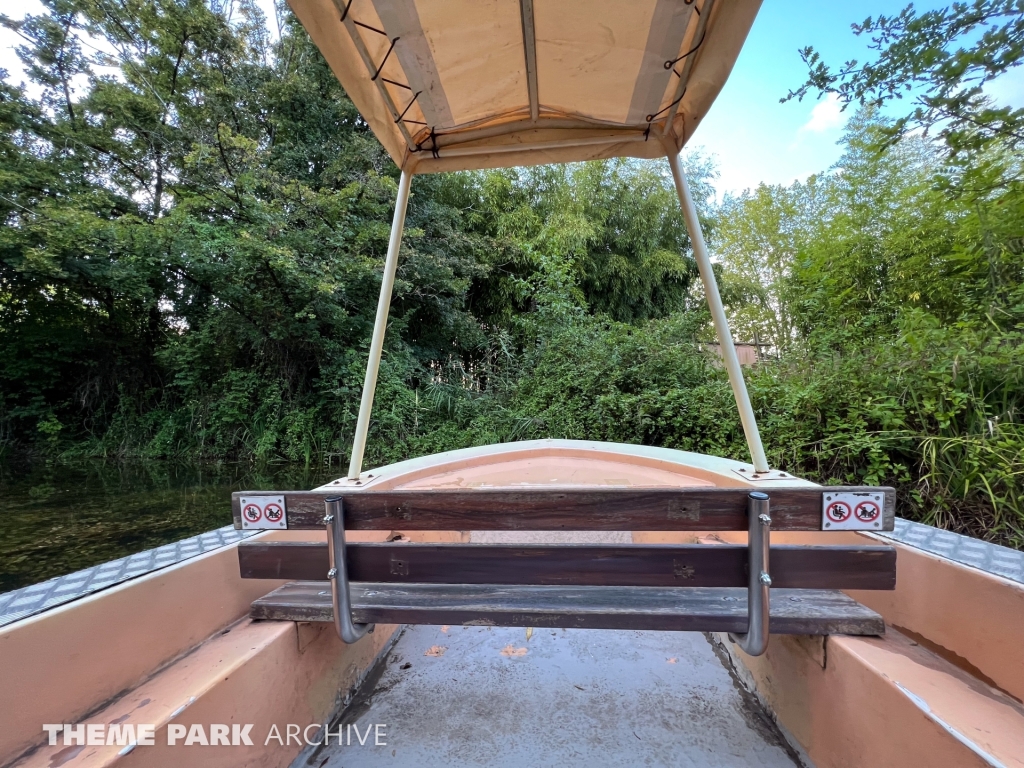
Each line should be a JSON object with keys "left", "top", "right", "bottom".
{"left": 2, "top": 518, "right": 1020, "bottom": 629}
{"left": 877, "top": 518, "right": 1024, "bottom": 586}
{"left": 0, "top": 525, "right": 258, "bottom": 628}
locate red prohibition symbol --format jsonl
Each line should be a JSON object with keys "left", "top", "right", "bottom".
{"left": 855, "top": 500, "right": 880, "bottom": 522}
{"left": 826, "top": 500, "right": 852, "bottom": 523}
{"left": 264, "top": 503, "right": 284, "bottom": 523}
{"left": 242, "top": 503, "right": 262, "bottom": 524}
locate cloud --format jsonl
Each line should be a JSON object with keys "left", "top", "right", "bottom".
{"left": 984, "top": 65, "right": 1024, "bottom": 109}
{"left": 799, "top": 93, "right": 844, "bottom": 133}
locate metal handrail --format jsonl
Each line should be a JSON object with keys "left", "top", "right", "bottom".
{"left": 324, "top": 497, "right": 374, "bottom": 643}
{"left": 729, "top": 491, "right": 772, "bottom": 656}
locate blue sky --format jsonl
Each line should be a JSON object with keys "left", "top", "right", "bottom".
{"left": 692, "top": 0, "right": 946, "bottom": 196}
{"left": 2, "top": 1, "right": 1020, "bottom": 197}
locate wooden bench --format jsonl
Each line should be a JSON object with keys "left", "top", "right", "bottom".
{"left": 235, "top": 487, "right": 897, "bottom": 655}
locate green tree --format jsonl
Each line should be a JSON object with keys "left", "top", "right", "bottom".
{"left": 785, "top": 0, "right": 1024, "bottom": 159}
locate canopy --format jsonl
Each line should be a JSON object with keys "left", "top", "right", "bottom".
{"left": 288, "top": 0, "right": 762, "bottom": 173}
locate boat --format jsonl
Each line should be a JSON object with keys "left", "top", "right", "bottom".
{"left": 3, "top": 1, "right": 1023, "bottom": 766}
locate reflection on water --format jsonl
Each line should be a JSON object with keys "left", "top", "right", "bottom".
{"left": 0, "top": 459, "right": 343, "bottom": 592}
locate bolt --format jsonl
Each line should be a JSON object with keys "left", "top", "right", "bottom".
{"left": 323, "top": 514, "right": 335, "bottom": 525}
{"left": 327, "top": 568, "right": 338, "bottom": 579}
{"left": 759, "top": 572, "right": 772, "bottom": 586}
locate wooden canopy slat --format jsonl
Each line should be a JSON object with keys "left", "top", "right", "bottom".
{"left": 232, "top": 486, "right": 896, "bottom": 531}
{"left": 250, "top": 581, "right": 885, "bottom": 635}
{"left": 238, "top": 541, "right": 897, "bottom": 590}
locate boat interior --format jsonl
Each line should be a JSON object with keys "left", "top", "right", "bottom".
{"left": 3, "top": 1, "right": 1024, "bottom": 766}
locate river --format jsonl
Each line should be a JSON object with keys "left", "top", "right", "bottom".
{"left": 0, "top": 459, "right": 343, "bottom": 592}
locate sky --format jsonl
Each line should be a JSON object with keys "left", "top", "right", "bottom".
{"left": 691, "top": 0, "right": 946, "bottom": 196}
{"left": 2, "top": 1, "right": 1020, "bottom": 197}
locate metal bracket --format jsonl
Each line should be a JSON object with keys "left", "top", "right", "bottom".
{"left": 731, "top": 468, "right": 793, "bottom": 481}
{"left": 729, "top": 491, "right": 771, "bottom": 656}
{"left": 324, "top": 497, "right": 374, "bottom": 643}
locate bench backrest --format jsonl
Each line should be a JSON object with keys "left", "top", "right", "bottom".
{"left": 231, "top": 486, "right": 896, "bottom": 532}
{"left": 234, "top": 486, "right": 897, "bottom": 593}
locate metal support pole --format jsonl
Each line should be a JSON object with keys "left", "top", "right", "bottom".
{"left": 348, "top": 170, "right": 413, "bottom": 480}
{"left": 666, "top": 151, "right": 770, "bottom": 472}
{"left": 729, "top": 491, "right": 771, "bottom": 656}
{"left": 324, "top": 497, "right": 373, "bottom": 643}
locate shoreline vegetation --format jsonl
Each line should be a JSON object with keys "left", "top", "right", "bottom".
{"left": 1, "top": 1, "right": 1021, "bottom": 550}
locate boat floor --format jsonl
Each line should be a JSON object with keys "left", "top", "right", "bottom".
{"left": 297, "top": 624, "right": 802, "bottom": 768}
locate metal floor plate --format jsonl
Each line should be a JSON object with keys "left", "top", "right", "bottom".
{"left": 2, "top": 517, "right": 1021, "bottom": 631}
{"left": 0, "top": 525, "right": 258, "bottom": 627}
{"left": 298, "top": 624, "right": 802, "bottom": 768}
{"left": 877, "top": 518, "right": 1024, "bottom": 586}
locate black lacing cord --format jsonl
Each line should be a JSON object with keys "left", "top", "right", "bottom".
{"left": 395, "top": 91, "right": 423, "bottom": 124}
{"left": 646, "top": 87, "right": 686, "bottom": 125}
{"left": 340, "top": 6, "right": 428, "bottom": 136}
{"left": 664, "top": 26, "right": 707, "bottom": 77}
{"left": 371, "top": 37, "right": 399, "bottom": 81}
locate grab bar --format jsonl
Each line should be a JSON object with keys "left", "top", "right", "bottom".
{"left": 729, "top": 491, "right": 771, "bottom": 656}
{"left": 324, "top": 497, "right": 373, "bottom": 643}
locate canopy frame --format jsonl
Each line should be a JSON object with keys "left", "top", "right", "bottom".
{"left": 289, "top": 0, "right": 762, "bottom": 173}
{"left": 345, "top": 151, "right": 769, "bottom": 479}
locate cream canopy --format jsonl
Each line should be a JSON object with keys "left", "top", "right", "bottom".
{"left": 287, "top": 0, "right": 762, "bottom": 173}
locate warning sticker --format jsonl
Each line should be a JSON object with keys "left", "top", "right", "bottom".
{"left": 242, "top": 503, "right": 262, "bottom": 525}
{"left": 854, "top": 500, "right": 881, "bottom": 523}
{"left": 239, "top": 495, "right": 287, "bottom": 530}
{"left": 824, "top": 500, "right": 852, "bottom": 524}
{"left": 821, "top": 492, "right": 884, "bottom": 531}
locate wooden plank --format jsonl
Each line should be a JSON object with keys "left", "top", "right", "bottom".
{"left": 238, "top": 542, "right": 897, "bottom": 590}
{"left": 250, "top": 582, "right": 885, "bottom": 636}
{"left": 231, "top": 486, "right": 896, "bottom": 531}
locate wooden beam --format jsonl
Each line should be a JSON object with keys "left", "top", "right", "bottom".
{"left": 250, "top": 582, "right": 885, "bottom": 636}
{"left": 238, "top": 542, "right": 897, "bottom": 590}
{"left": 231, "top": 487, "right": 896, "bottom": 531}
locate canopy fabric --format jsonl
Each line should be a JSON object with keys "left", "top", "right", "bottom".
{"left": 288, "top": 0, "right": 761, "bottom": 172}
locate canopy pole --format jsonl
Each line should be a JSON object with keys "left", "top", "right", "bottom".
{"left": 347, "top": 170, "right": 413, "bottom": 480}
{"left": 666, "top": 152, "right": 770, "bottom": 472}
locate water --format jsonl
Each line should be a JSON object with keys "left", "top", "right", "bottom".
{"left": 0, "top": 459, "right": 343, "bottom": 593}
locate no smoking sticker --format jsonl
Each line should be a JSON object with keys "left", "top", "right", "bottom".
{"left": 821, "top": 492, "right": 885, "bottom": 531}
{"left": 238, "top": 495, "right": 287, "bottom": 529}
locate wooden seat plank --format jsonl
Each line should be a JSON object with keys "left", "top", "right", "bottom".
{"left": 250, "top": 582, "right": 884, "bottom": 635}
{"left": 232, "top": 486, "right": 896, "bottom": 532}
{"left": 238, "top": 541, "right": 897, "bottom": 590}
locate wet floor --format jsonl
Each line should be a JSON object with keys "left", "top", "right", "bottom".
{"left": 302, "top": 625, "right": 801, "bottom": 768}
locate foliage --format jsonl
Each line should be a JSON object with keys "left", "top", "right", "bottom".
{"left": 0, "top": 0, "right": 709, "bottom": 469}
{"left": 785, "top": 0, "right": 1024, "bottom": 161}
{"left": 716, "top": 108, "right": 1024, "bottom": 548}
{"left": 1, "top": 0, "right": 1022, "bottom": 551}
